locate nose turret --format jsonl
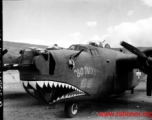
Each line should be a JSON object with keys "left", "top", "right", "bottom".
{"left": 18, "top": 47, "right": 56, "bottom": 75}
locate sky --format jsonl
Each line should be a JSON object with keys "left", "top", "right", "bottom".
{"left": 3, "top": 0, "right": 152, "bottom": 48}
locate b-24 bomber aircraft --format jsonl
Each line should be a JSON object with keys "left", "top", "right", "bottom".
{"left": 3, "top": 41, "right": 152, "bottom": 118}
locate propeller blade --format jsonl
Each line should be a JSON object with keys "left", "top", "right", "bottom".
{"left": 147, "top": 73, "right": 152, "bottom": 96}
{"left": 2, "top": 49, "right": 8, "bottom": 56}
{"left": 120, "top": 41, "right": 147, "bottom": 58}
{"left": 147, "top": 56, "right": 152, "bottom": 66}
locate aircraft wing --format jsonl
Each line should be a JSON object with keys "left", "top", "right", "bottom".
{"left": 116, "top": 47, "right": 152, "bottom": 72}
{"left": 111, "top": 47, "right": 152, "bottom": 54}
{"left": 2, "top": 49, "right": 20, "bottom": 71}
{"left": 120, "top": 41, "right": 152, "bottom": 96}
{"left": 3, "top": 53, "right": 19, "bottom": 64}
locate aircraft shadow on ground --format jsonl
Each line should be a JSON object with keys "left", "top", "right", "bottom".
{"left": 3, "top": 89, "right": 152, "bottom": 118}
{"left": 4, "top": 92, "right": 28, "bottom": 100}
{"left": 57, "top": 95, "right": 152, "bottom": 118}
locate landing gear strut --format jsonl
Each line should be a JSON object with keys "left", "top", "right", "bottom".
{"left": 64, "top": 102, "right": 79, "bottom": 118}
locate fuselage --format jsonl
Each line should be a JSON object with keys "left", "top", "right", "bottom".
{"left": 18, "top": 45, "right": 141, "bottom": 104}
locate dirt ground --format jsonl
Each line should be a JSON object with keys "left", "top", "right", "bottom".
{"left": 3, "top": 71, "right": 152, "bottom": 120}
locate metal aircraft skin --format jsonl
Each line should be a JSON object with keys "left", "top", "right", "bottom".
{"left": 3, "top": 41, "right": 152, "bottom": 118}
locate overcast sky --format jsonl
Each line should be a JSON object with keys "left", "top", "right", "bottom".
{"left": 3, "top": 0, "right": 152, "bottom": 48}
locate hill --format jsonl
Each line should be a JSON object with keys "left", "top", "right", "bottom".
{"left": 3, "top": 41, "right": 48, "bottom": 63}
{"left": 3, "top": 40, "right": 152, "bottom": 59}
{"left": 3, "top": 41, "right": 48, "bottom": 56}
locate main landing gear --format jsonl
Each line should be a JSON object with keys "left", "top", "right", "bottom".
{"left": 64, "top": 102, "right": 79, "bottom": 118}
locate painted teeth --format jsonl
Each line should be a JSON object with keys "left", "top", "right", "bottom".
{"left": 57, "top": 97, "right": 60, "bottom": 101}
{"left": 54, "top": 82, "right": 57, "bottom": 87}
{"left": 72, "top": 86, "right": 75, "bottom": 90}
{"left": 52, "top": 93, "right": 85, "bottom": 103}
{"left": 23, "top": 81, "right": 28, "bottom": 87}
{"left": 22, "top": 80, "right": 85, "bottom": 103}
{"left": 50, "top": 93, "right": 85, "bottom": 104}
{"left": 65, "top": 84, "right": 69, "bottom": 88}
{"left": 22, "top": 81, "right": 83, "bottom": 92}
{"left": 61, "top": 96, "right": 64, "bottom": 99}
{"left": 29, "top": 81, "right": 37, "bottom": 89}
{"left": 37, "top": 81, "right": 44, "bottom": 88}
{"left": 65, "top": 95, "right": 68, "bottom": 98}
{"left": 58, "top": 83, "right": 61, "bottom": 87}
{"left": 49, "top": 81, "right": 53, "bottom": 87}
{"left": 44, "top": 81, "right": 49, "bottom": 87}
{"left": 61, "top": 83, "right": 64, "bottom": 88}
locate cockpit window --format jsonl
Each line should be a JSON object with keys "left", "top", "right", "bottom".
{"left": 68, "top": 45, "right": 78, "bottom": 50}
{"left": 69, "top": 45, "right": 76, "bottom": 50}
{"left": 68, "top": 45, "right": 88, "bottom": 52}
{"left": 68, "top": 45, "right": 100, "bottom": 56}
{"left": 90, "top": 49, "right": 99, "bottom": 56}
{"left": 78, "top": 46, "right": 88, "bottom": 52}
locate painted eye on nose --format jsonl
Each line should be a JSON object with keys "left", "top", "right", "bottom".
{"left": 68, "top": 58, "right": 75, "bottom": 70}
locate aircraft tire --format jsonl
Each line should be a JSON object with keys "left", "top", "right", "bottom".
{"left": 64, "top": 102, "right": 79, "bottom": 118}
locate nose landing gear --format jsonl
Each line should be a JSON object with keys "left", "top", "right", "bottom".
{"left": 64, "top": 102, "right": 79, "bottom": 118}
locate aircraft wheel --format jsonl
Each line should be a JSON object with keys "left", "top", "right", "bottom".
{"left": 64, "top": 102, "right": 79, "bottom": 118}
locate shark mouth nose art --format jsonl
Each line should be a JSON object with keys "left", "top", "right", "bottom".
{"left": 22, "top": 81, "right": 86, "bottom": 104}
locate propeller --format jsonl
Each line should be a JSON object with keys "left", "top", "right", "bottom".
{"left": 120, "top": 41, "right": 147, "bottom": 58}
{"left": 2, "top": 49, "right": 8, "bottom": 56}
{"left": 120, "top": 41, "right": 152, "bottom": 96}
